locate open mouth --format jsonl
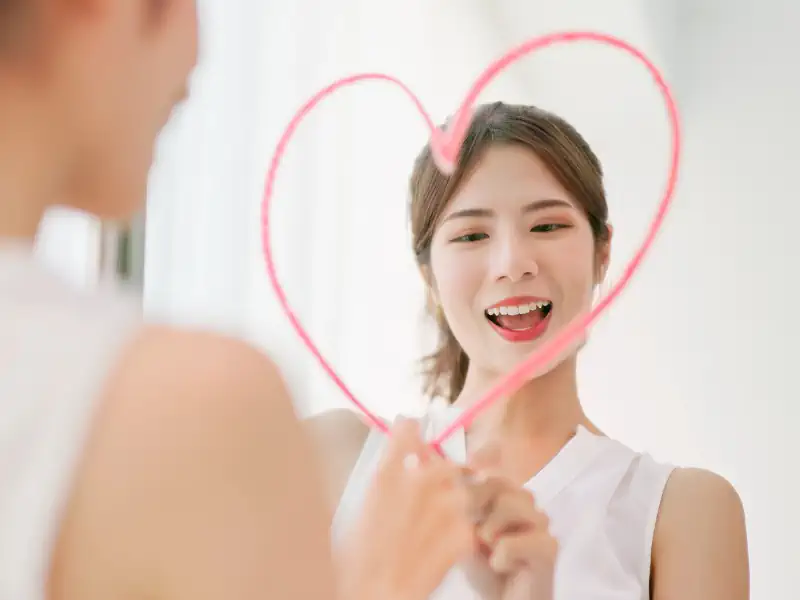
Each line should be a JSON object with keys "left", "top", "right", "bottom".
{"left": 484, "top": 299, "right": 553, "bottom": 342}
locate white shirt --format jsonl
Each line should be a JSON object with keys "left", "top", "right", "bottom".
{"left": 0, "top": 244, "right": 141, "bottom": 600}
{"left": 332, "top": 404, "right": 675, "bottom": 599}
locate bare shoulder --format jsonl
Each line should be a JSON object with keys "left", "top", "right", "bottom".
{"left": 49, "top": 325, "right": 337, "bottom": 600}
{"left": 652, "top": 467, "right": 749, "bottom": 600}
{"left": 304, "top": 408, "right": 372, "bottom": 507}
{"left": 305, "top": 408, "right": 371, "bottom": 453}
{"left": 102, "top": 325, "right": 302, "bottom": 448}
{"left": 657, "top": 467, "right": 746, "bottom": 539}
{"left": 660, "top": 467, "right": 745, "bottom": 515}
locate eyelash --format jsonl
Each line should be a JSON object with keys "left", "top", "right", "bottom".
{"left": 451, "top": 223, "right": 569, "bottom": 243}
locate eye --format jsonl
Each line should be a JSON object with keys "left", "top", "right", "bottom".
{"left": 451, "top": 232, "right": 489, "bottom": 243}
{"left": 531, "top": 223, "right": 569, "bottom": 233}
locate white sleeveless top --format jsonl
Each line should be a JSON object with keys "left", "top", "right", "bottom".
{"left": 0, "top": 244, "right": 141, "bottom": 600}
{"left": 332, "top": 405, "right": 675, "bottom": 600}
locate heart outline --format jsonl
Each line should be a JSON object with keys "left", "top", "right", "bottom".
{"left": 260, "top": 31, "right": 682, "bottom": 445}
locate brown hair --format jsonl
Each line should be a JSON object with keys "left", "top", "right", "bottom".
{"left": 409, "top": 101, "right": 610, "bottom": 403}
{"left": 0, "top": 0, "right": 24, "bottom": 52}
{"left": 0, "top": 1, "right": 168, "bottom": 54}
{"left": 0, "top": 1, "right": 50, "bottom": 57}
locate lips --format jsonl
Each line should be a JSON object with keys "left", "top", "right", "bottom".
{"left": 484, "top": 296, "right": 553, "bottom": 343}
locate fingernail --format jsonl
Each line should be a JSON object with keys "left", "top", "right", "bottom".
{"left": 403, "top": 453, "right": 420, "bottom": 471}
{"left": 470, "top": 471, "right": 488, "bottom": 484}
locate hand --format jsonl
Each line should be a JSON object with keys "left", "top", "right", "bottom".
{"left": 338, "top": 419, "right": 476, "bottom": 600}
{"left": 464, "top": 452, "right": 558, "bottom": 600}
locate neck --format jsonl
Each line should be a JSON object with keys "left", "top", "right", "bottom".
{"left": 0, "top": 187, "right": 47, "bottom": 239}
{"left": 456, "top": 355, "right": 595, "bottom": 444}
{"left": 0, "top": 90, "right": 61, "bottom": 239}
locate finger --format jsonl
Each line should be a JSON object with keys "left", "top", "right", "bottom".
{"left": 477, "top": 489, "right": 546, "bottom": 545}
{"left": 419, "top": 440, "right": 448, "bottom": 465}
{"left": 413, "top": 459, "right": 473, "bottom": 495}
{"left": 465, "top": 473, "right": 504, "bottom": 510}
{"left": 464, "top": 474, "right": 514, "bottom": 524}
{"left": 387, "top": 420, "right": 451, "bottom": 468}
{"left": 489, "top": 530, "right": 558, "bottom": 574}
{"left": 380, "top": 418, "right": 427, "bottom": 472}
{"left": 422, "top": 504, "right": 477, "bottom": 567}
{"left": 429, "top": 440, "right": 447, "bottom": 458}
{"left": 412, "top": 472, "right": 476, "bottom": 554}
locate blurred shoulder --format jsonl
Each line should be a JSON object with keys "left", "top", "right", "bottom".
{"left": 304, "top": 409, "right": 374, "bottom": 506}
{"left": 50, "top": 324, "right": 329, "bottom": 598}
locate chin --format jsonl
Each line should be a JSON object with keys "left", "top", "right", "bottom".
{"left": 482, "top": 326, "right": 581, "bottom": 381}
{"left": 484, "top": 348, "right": 571, "bottom": 384}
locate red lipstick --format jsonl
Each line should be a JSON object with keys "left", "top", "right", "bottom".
{"left": 484, "top": 296, "right": 553, "bottom": 343}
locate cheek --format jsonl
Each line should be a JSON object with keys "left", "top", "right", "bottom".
{"left": 430, "top": 249, "right": 484, "bottom": 314}
{"left": 549, "top": 241, "right": 597, "bottom": 311}
{"left": 160, "top": 0, "right": 200, "bottom": 87}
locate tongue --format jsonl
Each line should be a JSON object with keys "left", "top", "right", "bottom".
{"left": 496, "top": 310, "right": 543, "bottom": 331}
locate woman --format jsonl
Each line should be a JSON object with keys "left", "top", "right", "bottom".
{"left": 0, "top": 1, "right": 479, "bottom": 599}
{"left": 311, "top": 102, "right": 750, "bottom": 599}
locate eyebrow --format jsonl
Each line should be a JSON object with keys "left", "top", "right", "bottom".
{"left": 442, "top": 198, "right": 574, "bottom": 222}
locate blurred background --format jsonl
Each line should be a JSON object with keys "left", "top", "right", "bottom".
{"left": 34, "top": 0, "right": 797, "bottom": 596}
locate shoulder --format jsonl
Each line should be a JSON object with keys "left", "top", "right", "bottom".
{"left": 659, "top": 466, "right": 744, "bottom": 511}
{"left": 106, "top": 325, "right": 298, "bottom": 431}
{"left": 128, "top": 324, "right": 285, "bottom": 392}
{"left": 656, "top": 467, "right": 746, "bottom": 544}
{"left": 304, "top": 409, "right": 373, "bottom": 507}
{"left": 651, "top": 467, "right": 748, "bottom": 599}
{"left": 49, "top": 325, "right": 337, "bottom": 600}
{"left": 305, "top": 408, "right": 372, "bottom": 448}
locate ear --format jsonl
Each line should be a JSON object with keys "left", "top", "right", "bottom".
{"left": 419, "top": 264, "right": 440, "bottom": 309}
{"left": 595, "top": 223, "right": 613, "bottom": 284}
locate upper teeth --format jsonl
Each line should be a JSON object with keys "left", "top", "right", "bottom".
{"left": 486, "top": 301, "right": 551, "bottom": 316}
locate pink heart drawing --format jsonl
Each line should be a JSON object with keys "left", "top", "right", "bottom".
{"left": 261, "top": 31, "right": 681, "bottom": 447}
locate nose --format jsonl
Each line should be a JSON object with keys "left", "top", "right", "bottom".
{"left": 490, "top": 230, "right": 538, "bottom": 283}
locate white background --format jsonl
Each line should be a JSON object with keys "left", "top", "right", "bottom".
{"left": 39, "top": 1, "right": 798, "bottom": 596}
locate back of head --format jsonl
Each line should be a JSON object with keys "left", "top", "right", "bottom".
{"left": 0, "top": 1, "right": 20, "bottom": 50}
{"left": 0, "top": 0, "right": 199, "bottom": 227}
{"left": 0, "top": 6, "right": 339, "bottom": 599}
{"left": 408, "top": 102, "right": 611, "bottom": 403}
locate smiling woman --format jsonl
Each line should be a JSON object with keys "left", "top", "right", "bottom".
{"left": 413, "top": 103, "right": 611, "bottom": 403}
{"left": 309, "top": 101, "right": 749, "bottom": 600}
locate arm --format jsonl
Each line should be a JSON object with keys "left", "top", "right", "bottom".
{"left": 651, "top": 467, "right": 749, "bottom": 600}
{"left": 49, "top": 327, "right": 339, "bottom": 600}
{"left": 304, "top": 408, "right": 371, "bottom": 508}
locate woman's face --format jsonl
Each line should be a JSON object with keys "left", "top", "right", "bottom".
{"left": 44, "top": 0, "right": 199, "bottom": 219}
{"left": 428, "top": 144, "right": 609, "bottom": 378}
